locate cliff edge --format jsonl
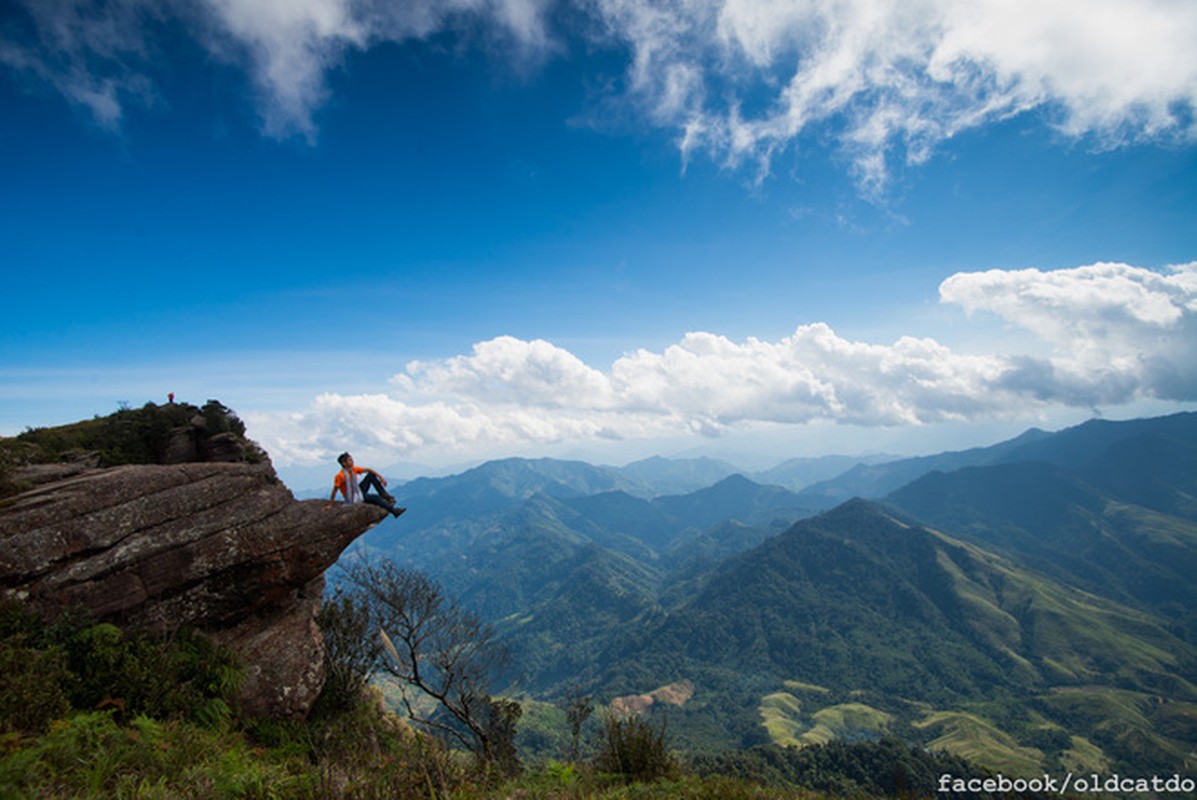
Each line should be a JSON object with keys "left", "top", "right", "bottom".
{"left": 0, "top": 402, "right": 386, "bottom": 719}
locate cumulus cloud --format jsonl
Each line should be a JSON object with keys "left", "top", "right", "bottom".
{"left": 4, "top": 0, "right": 1195, "bottom": 180}
{"left": 608, "top": 326, "right": 1013, "bottom": 426}
{"left": 401, "top": 336, "right": 616, "bottom": 410}
{"left": 251, "top": 262, "right": 1197, "bottom": 466}
{"left": 940, "top": 261, "right": 1197, "bottom": 403}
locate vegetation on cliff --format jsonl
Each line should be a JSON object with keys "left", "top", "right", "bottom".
{"left": 0, "top": 601, "right": 242, "bottom": 737}
{"left": 0, "top": 399, "right": 266, "bottom": 499}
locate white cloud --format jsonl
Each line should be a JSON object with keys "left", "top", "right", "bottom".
{"left": 607, "top": 325, "right": 1015, "bottom": 427}
{"left": 5, "top": 0, "right": 1193, "bottom": 178}
{"left": 202, "top": 0, "right": 365, "bottom": 139}
{"left": 402, "top": 336, "right": 616, "bottom": 410}
{"left": 202, "top": 0, "right": 556, "bottom": 137}
{"left": 940, "top": 261, "right": 1197, "bottom": 336}
{"left": 253, "top": 261, "right": 1197, "bottom": 467}
{"left": 940, "top": 261, "right": 1197, "bottom": 404}
{"left": 592, "top": 0, "right": 1197, "bottom": 191}
{"left": 1, "top": 0, "right": 554, "bottom": 138}
{"left": 0, "top": 0, "right": 167, "bottom": 130}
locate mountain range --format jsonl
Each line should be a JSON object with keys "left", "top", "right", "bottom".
{"left": 349, "top": 412, "right": 1197, "bottom": 774}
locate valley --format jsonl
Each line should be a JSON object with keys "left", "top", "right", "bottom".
{"left": 345, "top": 412, "right": 1197, "bottom": 775}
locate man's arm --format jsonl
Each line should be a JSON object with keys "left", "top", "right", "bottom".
{"left": 323, "top": 479, "right": 341, "bottom": 510}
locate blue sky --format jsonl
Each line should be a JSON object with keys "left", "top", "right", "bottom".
{"left": 2, "top": 0, "right": 1196, "bottom": 483}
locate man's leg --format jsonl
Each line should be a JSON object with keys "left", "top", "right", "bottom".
{"left": 362, "top": 494, "right": 398, "bottom": 514}
{"left": 364, "top": 494, "right": 406, "bottom": 518}
{"left": 359, "top": 473, "right": 405, "bottom": 518}
{"left": 359, "top": 472, "right": 395, "bottom": 502}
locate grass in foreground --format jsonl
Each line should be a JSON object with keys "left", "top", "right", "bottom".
{"left": 0, "top": 712, "right": 842, "bottom": 800}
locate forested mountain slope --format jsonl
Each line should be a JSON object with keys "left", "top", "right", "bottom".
{"left": 888, "top": 461, "right": 1197, "bottom": 637}
{"left": 346, "top": 413, "right": 1197, "bottom": 773}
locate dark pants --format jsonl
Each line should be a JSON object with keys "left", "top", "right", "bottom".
{"left": 359, "top": 472, "right": 393, "bottom": 512}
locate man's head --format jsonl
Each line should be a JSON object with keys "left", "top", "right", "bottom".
{"left": 337, "top": 452, "right": 353, "bottom": 467}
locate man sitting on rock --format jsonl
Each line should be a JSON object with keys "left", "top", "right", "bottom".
{"left": 324, "top": 452, "right": 406, "bottom": 518}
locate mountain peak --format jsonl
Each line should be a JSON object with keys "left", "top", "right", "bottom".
{"left": 711, "top": 472, "right": 759, "bottom": 489}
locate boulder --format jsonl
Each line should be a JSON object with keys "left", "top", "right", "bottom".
{"left": 0, "top": 461, "right": 386, "bottom": 719}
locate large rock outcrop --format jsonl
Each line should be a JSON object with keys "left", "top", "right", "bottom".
{"left": 0, "top": 460, "right": 386, "bottom": 719}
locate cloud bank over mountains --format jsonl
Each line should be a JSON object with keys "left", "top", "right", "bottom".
{"left": 4, "top": 0, "right": 1196, "bottom": 187}
{"left": 252, "top": 262, "right": 1197, "bottom": 466}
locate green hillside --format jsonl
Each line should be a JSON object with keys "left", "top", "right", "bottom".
{"left": 888, "top": 461, "right": 1197, "bottom": 636}
{"left": 793, "top": 427, "right": 1053, "bottom": 508}
{"left": 358, "top": 467, "right": 810, "bottom": 682}
{"left": 591, "top": 500, "right": 1197, "bottom": 772}
{"left": 795, "top": 412, "right": 1197, "bottom": 511}
{"left": 650, "top": 474, "right": 814, "bottom": 531}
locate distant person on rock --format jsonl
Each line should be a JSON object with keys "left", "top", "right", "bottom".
{"left": 324, "top": 452, "right": 406, "bottom": 518}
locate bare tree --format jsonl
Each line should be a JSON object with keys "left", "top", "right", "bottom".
{"left": 338, "top": 556, "right": 518, "bottom": 770}
{"left": 562, "top": 685, "right": 594, "bottom": 763}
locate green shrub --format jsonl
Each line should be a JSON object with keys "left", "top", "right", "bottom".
{"left": 0, "top": 644, "right": 72, "bottom": 735}
{"left": 482, "top": 697, "right": 524, "bottom": 779}
{"left": 593, "top": 714, "right": 677, "bottom": 784}
{"left": 0, "top": 602, "right": 242, "bottom": 732}
{"left": 0, "top": 602, "right": 74, "bottom": 735}
{"left": 0, "top": 463, "right": 19, "bottom": 500}
{"left": 0, "top": 711, "right": 317, "bottom": 800}
{"left": 311, "top": 591, "right": 382, "bottom": 721}
{"left": 3, "top": 398, "right": 263, "bottom": 469}
{"left": 200, "top": 400, "right": 247, "bottom": 437}
{"left": 562, "top": 686, "right": 595, "bottom": 763}
{"left": 59, "top": 623, "right": 243, "bottom": 727}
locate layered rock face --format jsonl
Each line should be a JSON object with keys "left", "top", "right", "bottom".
{"left": 0, "top": 460, "right": 385, "bottom": 718}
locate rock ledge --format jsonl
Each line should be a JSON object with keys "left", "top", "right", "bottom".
{"left": 0, "top": 460, "right": 385, "bottom": 718}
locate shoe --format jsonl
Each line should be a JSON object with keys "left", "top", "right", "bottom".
{"left": 392, "top": 507, "right": 407, "bottom": 518}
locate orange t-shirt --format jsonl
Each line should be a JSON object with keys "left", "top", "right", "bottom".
{"left": 333, "top": 467, "right": 366, "bottom": 499}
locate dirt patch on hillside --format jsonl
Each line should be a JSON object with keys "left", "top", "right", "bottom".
{"left": 610, "top": 679, "right": 695, "bottom": 717}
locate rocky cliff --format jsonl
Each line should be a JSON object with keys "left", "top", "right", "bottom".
{"left": 0, "top": 451, "right": 385, "bottom": 719}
